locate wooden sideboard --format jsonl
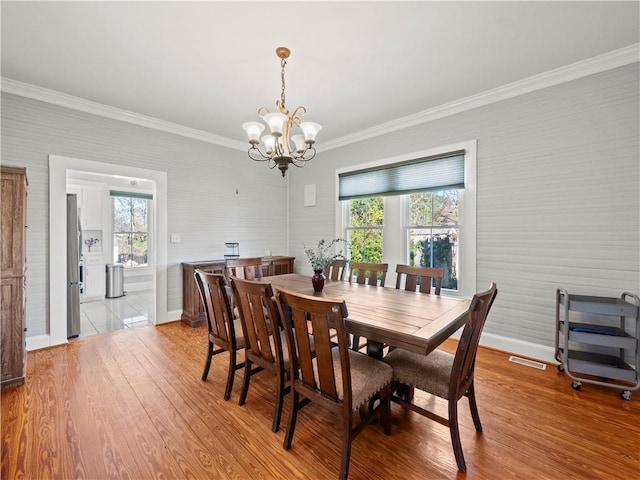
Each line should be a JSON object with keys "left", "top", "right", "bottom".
{"left": 181, "top": 256, "right": 295, "bottom": 327}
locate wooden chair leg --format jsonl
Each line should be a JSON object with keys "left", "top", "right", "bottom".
{"left": 467, "top": 382, "right": 483, "bottom": 432}
{"left": 339, "top": 409, "right": 353, "bottom": 480}
{"left": 201, "top": 341, "right": 213, "bottom": 381}
{"left": 448, "top": 399, "right": 467, "bottom": 472}
{"left": 224, "top": 350, "right": 237, "bottom": 401}
{"left": 380, "top": 384, "right": 391, "bottom": 436}
{"left": 238, "top": 359, "right": 252, "bottom": 406}
{"left": 272, "top": 372, "right": 285, "bottom": 433}
{"left": 283, "top": 391, "right": 300, "bottom": 450}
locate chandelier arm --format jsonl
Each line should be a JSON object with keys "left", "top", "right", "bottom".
{"left": 248, "top": 146, "right": 272, "bottom": 162}
{"left": 257, "top": 106, "right": 271, "bottom": 117}
{"left": 291, "top": 158, "right": 306, "bottom": 168}
{"left": 289, "top": 106, "right": 307, "bottom": 126}
{"left": 293, "top": 147, "right": 316, "bottom": 163}
{"left": 266, "top": 159, "right": 278, "bottom": 170}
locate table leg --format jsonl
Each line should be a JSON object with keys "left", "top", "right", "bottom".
{"left": 366, "top": 340, "right": 385, "bottom": 359}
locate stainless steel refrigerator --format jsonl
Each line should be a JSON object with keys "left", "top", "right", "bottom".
{"left": 67, "top": 194, "right": 82, "bottom": 338}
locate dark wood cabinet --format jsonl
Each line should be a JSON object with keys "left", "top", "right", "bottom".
{"left": 1, "top": 166, "right": 27, "bottom": 389}
{"left": 181, "top": 256, "right": 294, "bottom": 327}
{"left": 181, "top": 260, "right": 226, "bottom": 327}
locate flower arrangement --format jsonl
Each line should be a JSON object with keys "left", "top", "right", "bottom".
{"left": 304, "top": 238, "right": 346, "bottom": 271}
{"left": 84, "top": 237, "right": 100, "bottom": 252}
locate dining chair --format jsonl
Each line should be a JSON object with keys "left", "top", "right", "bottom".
{"left": 275, "top": 287, "right": 392, "bottom": 480}
{"left": 324, "top": 259, "right": 348, "bottom": 281}
{"left": 225, "top": 257, "right": 264, "bottom": 280}
{"left": 348, "top": 262, "right": 388, "bottom": 287}
{"left": 194, "top": 269, "right": 248, "bottom": 400}
{"left": 382, "top": 283, "right": 498, "bottom": 472}
{"left": 269, "top": 256, "right": 295, "bottom": 276}
{"left": 230, "top": 276, "right": 289, "bottom": 432}
{"left": 347, "top": 262, "right": 388, "bottom": 351}
{"left": 395, "top": 264, "right": 444, "bottom": 295}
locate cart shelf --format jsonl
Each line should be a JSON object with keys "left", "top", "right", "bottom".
{"left": 555, "top": 289, "right": 639, "bottom": 400}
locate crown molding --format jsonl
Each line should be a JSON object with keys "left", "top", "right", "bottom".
{"left": 321, "top": 43, "right": 640, "bottom": 152}
{"left": 0, "top": 78, "right": 247, "bottom": 151}
{"left": 2, "top": 43, "right": 638, "bottom": 152}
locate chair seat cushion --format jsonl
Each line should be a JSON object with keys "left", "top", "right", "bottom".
{"left": 383, "top": 348, "right": 453, "bottom": 399}
{"left": 331, "top": 348, "right": 392, "bottom": 410}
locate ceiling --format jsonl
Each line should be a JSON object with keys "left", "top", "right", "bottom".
{"left": 2, "top": 2, "right": 639, "bottom": 149}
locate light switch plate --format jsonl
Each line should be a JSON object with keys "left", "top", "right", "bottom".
{"left": 170, "top": 233, "right": 181, "bottom": 243}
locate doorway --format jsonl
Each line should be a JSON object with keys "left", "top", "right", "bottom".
{"left": 48, "top": 155, "right": 167, "bottom": 348}
{"left": 67, "top": 169, "right": 155, "bottom": 337}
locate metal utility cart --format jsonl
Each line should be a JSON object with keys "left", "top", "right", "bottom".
{"left": 555, "top": 288, "right": 639, "bottom": 400}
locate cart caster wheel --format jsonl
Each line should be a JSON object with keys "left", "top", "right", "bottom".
{"left": 620, "top": 390, "right": 631, "bottom": 401}
{"left": 557, "top": 364, "right": 565, "bottom": 372}
{"left": 571, "top": 381, "right": 582, "bottom": 391}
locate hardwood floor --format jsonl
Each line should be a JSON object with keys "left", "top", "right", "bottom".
{"left": 2, "top": 321, "right": 638, "bottom": 479}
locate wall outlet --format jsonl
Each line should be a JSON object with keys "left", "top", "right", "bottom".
{"left": 170, "top": 233, "right": 181, "bottom": 243}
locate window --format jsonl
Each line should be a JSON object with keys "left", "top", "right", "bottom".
{"left": 407, "top": 191, "right": 459, "bottom": 289}
{"left": 345, "top": 197, "right": 384, "bottom": 263}
{"left": 111, "top": 191, "right": 152, "bottom": 269}
{"left": 338, "top": 142, "right": 476, "bottom": 297}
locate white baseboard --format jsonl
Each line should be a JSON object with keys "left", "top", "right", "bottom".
{"left": 26, "top": 334, "right": 65, "bottom": 351}
{"left": 479, "top": 332, "right": 556, "bottom": 363}
{"left": 164, "top": 310, "right": 182, "bottom": 324}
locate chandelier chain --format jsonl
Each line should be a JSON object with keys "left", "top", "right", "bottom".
{"left": 280, "top": 58, "right": 287, "bottom": 109}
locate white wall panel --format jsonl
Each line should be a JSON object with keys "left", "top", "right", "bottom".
{"left": 287, "top": 64, "right": 639, "bottom": 356}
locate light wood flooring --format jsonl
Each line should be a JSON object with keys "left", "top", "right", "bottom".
{"left": 2, "top": 321, "right": 639, "bottom": 479}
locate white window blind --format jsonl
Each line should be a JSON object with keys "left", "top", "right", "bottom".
{"left": 338, "top": 150, "right": 465, "bottom": 200}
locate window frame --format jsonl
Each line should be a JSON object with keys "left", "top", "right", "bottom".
{"left": 336, "top": 140, "right": 476, "bottom": 297}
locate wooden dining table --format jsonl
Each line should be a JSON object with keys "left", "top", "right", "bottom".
{"left": 263, "top": 273, "right": 471, "bottom": 358}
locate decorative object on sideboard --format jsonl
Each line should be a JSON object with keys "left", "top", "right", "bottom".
{"left": 85, "top": 237, "right": 99, "bottom": 252}
{"left": 224, "top": 242, "right": 239, "bottom": 259}
{"left": 242, "top": 47, "right": 322, "bottom": 177}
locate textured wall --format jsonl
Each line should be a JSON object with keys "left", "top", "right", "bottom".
{"left": 3, "top": 62, "right": 638, "bottom": 353}
{"left": 286, "top": 64, "right": 640, "bottom": 351}
{"left": 1, "top": 94, "right": 288, "bottom": 337}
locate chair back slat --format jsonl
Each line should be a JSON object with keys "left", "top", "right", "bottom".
{"left": 324, "top": 259, "right": 347, "bottom": 281}
{"left": 395, "top": 264, "right": 444, "bottom": 295}
{"left": 276, "top": 288, "right": 351, "bottom": 405}
{"left": 450, "top": 283, "right": 498, "bottom": 399}
{"left": 226, "top": 257, "right": 264, "bottom": 280}
{"left": 194, "top": 270, "right": 236, "bottom": 345}
{"left": 349, "top": 262, "right": 388, "bottom": 287}
{"left": 230, "top": 277, "right": 281, "bottom": 364}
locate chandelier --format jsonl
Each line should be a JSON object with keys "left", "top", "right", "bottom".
{"left": 242, "top": 47, "right": 322, "bottom": 177}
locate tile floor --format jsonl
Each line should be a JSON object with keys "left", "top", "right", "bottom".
{"left": 78, "top": 289, "right": 154, "bottom": 337}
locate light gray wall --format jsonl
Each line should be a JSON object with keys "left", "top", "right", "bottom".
{"left": 287, "top": 64, "right": 640, "bottom": 357}
{"left": 3, "top": 63, "right": 638, "bottom": 357}
{"left": 1, "top": 93, "right": 289, "bottom": 337}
